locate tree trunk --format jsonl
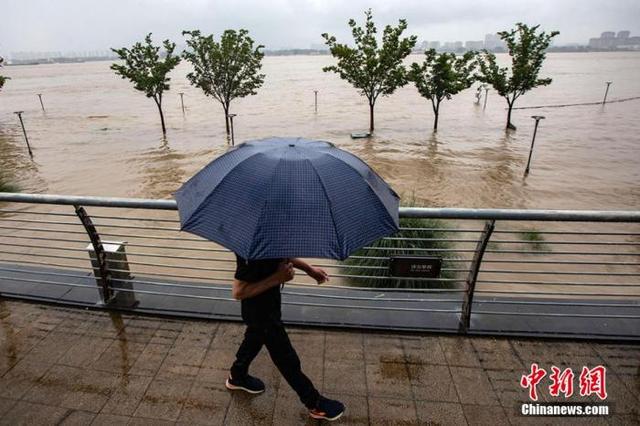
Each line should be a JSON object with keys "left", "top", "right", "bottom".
{"left": 506, "top": 98, "right": 516, "bottom": 130}
{"left": 223, "top": 104, "right": 230, "bottom": 136}
{"left": 433, "top": 100, "right": 440, "bottom": 132}
{"left": 369, "top": 102, "right": 375, "bottom": 133}
{"left": 155, "top": 98, "right": 166, "bottom": 135}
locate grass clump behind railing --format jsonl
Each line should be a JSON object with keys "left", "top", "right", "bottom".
{"left": 0, "top": 177, "right": 19, "bottom": 192}
{"left": 340, "top": 215, "right": 458, "bottom": 289}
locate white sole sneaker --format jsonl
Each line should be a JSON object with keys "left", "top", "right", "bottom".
{"left": 225, "top": 378, "right": 265, "bottom": 394}
{"left": 309, "top": 410, "right": 345, "bottom": 421}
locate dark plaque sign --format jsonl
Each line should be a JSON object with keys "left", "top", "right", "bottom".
{"left": 389, "top": 256, "right": 442, "bottom": 278}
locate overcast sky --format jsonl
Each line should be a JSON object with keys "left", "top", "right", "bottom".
{"left": 2, "top": 0, "right": 639, "bottom": 55}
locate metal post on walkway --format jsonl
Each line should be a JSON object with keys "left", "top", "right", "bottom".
{"left": 602, "top": 81, "right": 612, "bottom": 105}
{"left": 314, "top": 90, "right": 318, "bottom": 113}
{"left": 179, "top": 92, "right": 185, "bottom": 114}
{"left": 37, "top": 93, "right": 45, "bottom": 111}
{"left": 525, "top": 115, "right": 545, "bottom": 175}
{"left": 229, "top": 113, "right": 237, "bottom": 146}
{"left": 14, "top": 111, "right": 33, "bottom": 157}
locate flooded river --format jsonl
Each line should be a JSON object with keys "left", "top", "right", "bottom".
{"left": 1, "top": 52, "right": 639, "bottom": 209}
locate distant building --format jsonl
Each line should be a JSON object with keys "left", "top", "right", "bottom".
{"left": 465, "top": 40, "right": 484, "bottom": 50}
{"left": 484, "top": 33, "right": 506, "bottom": 51}
{"left": 588, "top": 30, "right": 640, "bottom": 50}
{"left": 428, "top": 41, "right": 440, "bottom": 50}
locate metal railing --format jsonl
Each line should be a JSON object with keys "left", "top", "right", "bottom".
{"left": 0, "top": 192, "right": 639, "bottom": 340}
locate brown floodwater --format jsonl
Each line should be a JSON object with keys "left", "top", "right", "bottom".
{"left": 0, "top": 52, "right": 639, "bottom": 209}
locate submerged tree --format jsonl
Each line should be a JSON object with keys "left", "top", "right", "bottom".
{"left": 477, "top": 23, "right": 559, "bottom": 130}
{"left": 182, "top": 29, "right": 265, "bottom": 137}
{"left": 0, "top": 56, "right": 9, "bottom": 92}
{"left": 409, "top": 50, "right": 476, "bottom": 131}
{"left": 111, "top": 34, "right": 181, "bottom": 134}
{"left": 322, "top": 9, "right": 417, "bottom": 133}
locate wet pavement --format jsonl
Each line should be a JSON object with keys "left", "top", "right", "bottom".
{"left": 0, "top": 299, "right": 638, "bottom": 425}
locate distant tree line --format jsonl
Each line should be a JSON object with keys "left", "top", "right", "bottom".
{"left": 108, "top": 12, "right": 557, "bottom": 136}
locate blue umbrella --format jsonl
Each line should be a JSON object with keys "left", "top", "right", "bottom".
{"left": 174, "top": 137, "right": 399, "bottom": 260}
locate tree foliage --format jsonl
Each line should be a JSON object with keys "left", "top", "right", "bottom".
{"left": 322, "top": 9, "right": 417, "bottom": 133}
{"left": 477, "top": 23, "right": 559, "bottom": 130}
{"left": 409, "top": 50, "right": 476, "bottom": 131}
{"left": 111, "top": 33, "right": 181, "bottom": 134}
{"left": 0, "top": 56, "right": 9, "bottom": 92}
{"left": 182, "top": 29, "right": 265, "bottom": 136}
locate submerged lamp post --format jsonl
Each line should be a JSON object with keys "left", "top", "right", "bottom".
{"left": 525, "top": 115, "right": 545, "bottom": 175}
{"left": 483, "top": 86, "right": 489, "bottom": 110}
{"left": 228, "top": 113, "right": 237, "bottom": 146}
{"left": 37, "top": 93, "right": 45, "bottom": 111}
{"left": 14, "top": 111, "right": 33, "bottom": 157}
{"left": 602, "top": 81, "right": 612, "bottom": 105}
{"left": 314, "top": 90, "right": 318, "bottom": 113}
{"left": 179, "top": 92, "right": 185, "bottom": 114}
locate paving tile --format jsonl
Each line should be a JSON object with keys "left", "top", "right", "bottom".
{"left": 177, "top": 381, "right": 229, "bottom": 425}
{"left": 449, "top": 367, "right": 500, "bottom": 406}
{"left": 271, "top": 391, "right": 315, "bottom": 425}
{"left": 211, "top": 323, "right": 245, "bottom": 350}
{"left": 324, "top": 360, "right": 367, "bottom": 396}
{"left": 402, "top": 335, "right": 448, "bottom": 366}
{"left": 363, "top": 335, "right": 405, "bottom": 364}
{"left": 415, "top": 400, "right": 468, "bottom": 425}
{"left": 57, "top": 337, "right": 113, "bottom": 368}
{"left": 58, "top": 410, "right": 96, "bottom": 425}
{"left": 90, "top": 339, "right": 147, "bottom": 375}
{"left": 0, "top": 401, "right": 69, "bottom": 426}
{"left": 287, "top": 329, "right": 325, "bottom": 360}
{"left": 367, "top": 396, "right": 417, "bottom": 425}
{"left": 225, "top": 384, "right": 276, "bottom": 425}
{"left": 129, "top": 417, "right": 176, "bottom": 426}
{"left": 24, "top": 364, "right": 116, "bottom": 412}
{"left": 365, "top": 362, "right": 413, "bottom": 399}
{"left": 323, "top": 392, "right": 368, "bottom": 425}
{"left": 156, "top": 344, "right": 207, "bottom": 380}
{"left": 472, "top": 337, "right": 524, "bottom": 370}
{"left": 133, "top": 377, "right": 193, "bottom": 421}
{"left": 0, "top": 359, "right": 51, "bottom": 399}
{"left": 128, "top": 342, "right": 171, "bottom": 376}
{"left": 325, "top": 330, "right": 364, "bottom": 362}
{"left": 462, "top": 404, "right": 509, "bottom": 426}
{"left": 100, "top": 374, "right": 153, "bottom": 416}
{"left": 175, "top": 321, "right": 218, "bottom": 347}
{"left": 90, "top": 413, "right": 130, "bottom": 425}
{"left": 409, "top": 364, "right": 459, "bottom": 402}
{"left": 591, "top": 343, "right": 640, "bottom": 376}
{"left": 0, "top": 397, "right": 17, "bottom": 417}
{"left": 439, "top": 336, "right": 482, "bottom": 367}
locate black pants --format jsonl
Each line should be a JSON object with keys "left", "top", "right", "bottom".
{"left": 230, "top": 318, "right": 320, "bottom": 409}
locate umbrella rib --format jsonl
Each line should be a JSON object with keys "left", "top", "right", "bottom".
{"left": 299, "top": 154, "right": 344, "bottom": 259}
{"left": 321, "top": 150, "right": 399, "bottom": 234}
{"left": 245, "top": 155, "right": 285, "bottom": 258}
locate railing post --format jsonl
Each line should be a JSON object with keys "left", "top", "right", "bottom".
{"left": 74, "top": 205, "right": 114, "bottom": 303}
{"left": 459, "top": 219, "right": 495, "bottom": 333}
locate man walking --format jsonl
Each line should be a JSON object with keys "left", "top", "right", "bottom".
{"left": 226, "top": 255, "right": 345, "bottom": 421}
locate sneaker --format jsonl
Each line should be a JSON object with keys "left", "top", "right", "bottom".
{"left": 225, "top": 374, "right": 265, "bottom": 394}
{"left": 309, "top": 396, "right": 345, "bottom": 421}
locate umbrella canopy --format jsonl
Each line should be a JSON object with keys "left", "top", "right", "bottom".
{"left": 174, "top": 137, "right": 399, "bottom": 260}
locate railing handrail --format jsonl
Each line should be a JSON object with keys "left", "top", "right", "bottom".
{"left": 1, "top": 192, "right": 640, "bottom": 222}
